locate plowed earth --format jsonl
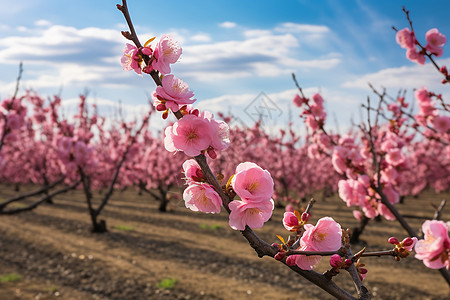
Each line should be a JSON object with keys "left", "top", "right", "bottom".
{"left": 0, "top": 185, "right": 448, "bottom": 299}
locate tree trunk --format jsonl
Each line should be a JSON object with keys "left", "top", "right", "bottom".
{"left": 158, "top": 189, "right": 168, "bottom": 212}
{"left": 350, "top": 216, "right": 370, "bottom": 244}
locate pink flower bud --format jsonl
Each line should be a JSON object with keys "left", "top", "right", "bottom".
{"left": 207, "top": 148, "right": 217, "bottom": 159}
{"left": 274, "top": 252, "right": 286, "bottom": 261}
{"left": 440, "top": 66, "right": 448, "bottom": 76}
{"left": 301, "top": 212, "right": 311, "bottom": 222}
{"left": 344, "top": 259, "right": 352, "bottom": 267}
{"left": 192, "top": 109, "right": 200, "bottom": 117}
{"left": 359, "top": 268, "right": 368, "bottom": 275}
{"left": 402, "top": 237, "right": 414, "bottom": 247}
{"left": 141, "top": 47, "right": 152, "bottom": 56}
{"left": 286, "top": 256, "right": 296, "bottom": 266}
{"left": 156, "top": 103, "right": 166, "bottom": 111}
{"left": 329, "top": 254, "right": 342, "bottom": 268}
{"left": 388, "top": 237, "right": 399, "bottom": 245}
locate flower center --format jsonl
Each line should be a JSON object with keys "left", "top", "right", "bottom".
{"left": 247, "top": 207, "right": 261, "bottom": 216}
{"left": 313, "top": 231, "right": 328, "bottom": 241}
{"left": 246, "top": 181, "right": 259, "bottom": 193}
{"left": 187, "top": 130, "right": 198, "bottom": 141}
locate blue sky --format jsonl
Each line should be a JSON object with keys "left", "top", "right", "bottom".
{"left": 0, "top": 0, "right": 449, "bottom": 132}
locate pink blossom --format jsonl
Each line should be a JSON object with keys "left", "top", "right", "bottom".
{"left": 381, "top": 166, "right": 398, "bottom": 183}
{"left": 164, "top": 114, "right": 212, "bottom": 156}
{"left": 406, "top": 48, "right": 425, "bottom": 65}
{"left": 338, "top": 179, "right": 366, "bottom": 207}
{"left": 377, "top": 203, "right": 396, "bottom": 221}
{"left": 285, "top": 203, "right": 294, "bottom": 212}
{"left": 331, "top": 147, "right": 347, "bottom": 174}
{"left": 415, "top": 87, "right": 431, "bottom": 104}
{"left": 300, "top": 217, "right": 342, "bottom": 251}
{"left": 152, "top": 34, "right": 182, "bottom": 75}
{"left": 3, "top": 132, "right": 17, "bottom": 143}
{"left": 182, "top": 159, "right": 204, "bottom": 183}
{"left": 228, "top": 199, "right": 274, "bottom": 230}
{"left": 382, "top": 183, "right": 400, "bottom": 204}
{"left": 385, "top": 148, "right": 405, "bottom": 166}
{"left": 283, "top": 211, "right": 299, "bottom": 232}
{"left": 293, "top": 94, "right": 303, "bottom": 107}
{"left": 200, "top": 111, "right": 230, "bottom": 152}
{"left": 73, "top": 141, "right": 90, "bottom": 165}
{"left": 396, "top": 28, "right": 416, "bottom": 49}
{"left": 57, "top": 136, "right": 73, "bottom": 155}
{"left": 312, "top": 93, "right": 324, "bottom": 106}
{"left": 432, "top": 115, "right": 450, "bottom": 133}
{"left": 425, "top": 28, "right": 447, "bottom": 57}
{"left": 6, "top": 113, "right": 21, "bottom": 130}
{"left": 121, "top": 43, "right": 141, "bottom": 75}
{"left": 231, "top": 162, "right": 274, "bottom": 202}
{"left": 361, "top": 198, "right": 378, "bottom": 219}
{"left": 415, "top": 220, "right": 450, "bottom": 269}
{"left": 291, "top": 245, "right": 322, "bottom": 270}
{"left": 153, "top": 75, "right": 196, "bottom": 112}
{"left": 290, "top": 217, "right": 342, "bottom": 270}
{"left": 304, "top": 115, "right": 319, "bottom": 131}
{"left": 183, "top": 183, "right": 222, "bottom": 213}
{"left": 352, "top": 210, "right": 364, "bottom": 221}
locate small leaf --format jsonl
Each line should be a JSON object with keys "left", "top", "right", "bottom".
{"left": 226, "top": 174, "right": 234, "bottom": 189}
{"left": 144, "top": 37, "right": 156, "bottom": 47}
{"left": 276, "top": 235, "right": 285, "bottom": 244}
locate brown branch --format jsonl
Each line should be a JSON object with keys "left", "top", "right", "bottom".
{"left": 432, "top": 199, "right": 447, "bottom": 220}
{"left": 344, "top": 247, "right": 370, "bottom": 300}
{"left": 372, "top": 185, "right": 417, "bottom": 237}
{"left": 117, "top": 5, "right": 363, "bottom": 299}
{"left": 0, "top": 177, "right": 65, "bottom": 211}
{"left": 0, "top": 180, "right": 80, "bottom": 215}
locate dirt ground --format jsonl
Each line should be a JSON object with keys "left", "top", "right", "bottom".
{"left": 0, "top": 184, "right": 448, "bottom": 299}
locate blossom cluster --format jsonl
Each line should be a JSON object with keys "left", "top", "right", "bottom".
{"left": 396, "top": 27, "right": 446, "bottom": 65}
{"left": 182, "top": 160, "right": 275, "bottom": 230}
{"left": 414, "top": 87, "right": 450, "bottom": 134}
{"left": 276, "top": 212, "right": 342, "bottom": 271}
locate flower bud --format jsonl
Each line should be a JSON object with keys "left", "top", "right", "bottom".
{"left": 329, "top": 254, "right": 342, "bottom": 268}
{"left": 359, "top": 267, "right": 368, "bottom": 274}
{"left": 207, "top": 148, "right": 217, "bottom": 159}
{"left": 274, "top": 252, "right": 286, "bottom": 261}
{"left": 344, "top": 259, "right": 352, "bottom": 267}
{"left": 402, "top": 237, "right": 414, "bottom": 247}
{"left": 388, "top": 237, "right": 399, "bottom": 245}
{"left": 141, "top": 47, "right": 152, "bottom": 56}
{"left": 301, "top": 212, "right": 311, "bottom": 223}
{"left": 156, "top": 104, "right": 166, "bottom": 111}
{"left": 286, "top": 256, "right": 296, "bottom": 266}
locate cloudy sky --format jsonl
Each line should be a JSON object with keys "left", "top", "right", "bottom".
{"left": 0, "top": 0, "right": 449, "bottom": 132}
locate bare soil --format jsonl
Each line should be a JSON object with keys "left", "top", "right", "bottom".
{"left": 0, "top": 185, "right": 449, "bottom": 299}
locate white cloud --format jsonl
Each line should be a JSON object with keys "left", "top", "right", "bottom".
{"left": 219, "top": 21, "right": 237, "bottom": 29}
{"left": 35, "top": 19, "right": 52, "bottom": 27}
{"left": 342, "top": 58, "right": 450, "bottom": 94}
{"left": 190, "top": 33, "right": 211, "bottom": 43}
{"left": 275, "top": 23, "right": 330, "bottom": 34}
{"left": 177, "top": 33, "right": 340, "bottom": 81}
{"left": 243, "top": 29, "right": 272, "bottom": 38}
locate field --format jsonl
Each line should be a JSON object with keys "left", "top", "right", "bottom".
{"left": 0, "top": 184, "right": 448, "bottom": 299}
